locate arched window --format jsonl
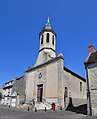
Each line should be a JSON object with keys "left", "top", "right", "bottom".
{"left": 41, "top": 35, "right": 43, "bottom": 44}
{"left": 52, "top": 35, "right": 54, "bottom": 45}
{"left": 46, "top": 33, "right": 49, "bottom": 43}
{"left": 80, "top": 82, "right": 82, "bottom": 91}
{"left": 64, "top": 87, "right": 68, "bottom": 98}
{"left": 65, "top": 87, "right": 68, "bottom": 94}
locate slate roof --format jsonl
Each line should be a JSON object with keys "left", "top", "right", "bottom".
{"left": 15, "top": 76, "right": 24, "bottom": 81}
{"left": 39, "top": 17, "right": 56, "bottom": 36}
{"left": 84, "top": 51, "right": 97, "bottom": 64}
{"left": 5, "top": 80, "right": 13, "bottom": 85}
{"left": 43, "top": 17, "right": 52, "bottom": 30}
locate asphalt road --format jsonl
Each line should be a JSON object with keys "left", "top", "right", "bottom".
{"left": 0, "top": 105, "right": 96, "bottom": 119}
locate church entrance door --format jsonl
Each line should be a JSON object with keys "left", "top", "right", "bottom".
{"left": 37, "top": 84, "right": 43, "bottom": 102}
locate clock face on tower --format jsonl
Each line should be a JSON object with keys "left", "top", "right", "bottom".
{"left": 38, "top": 73, "right": 42, "bottom": 79}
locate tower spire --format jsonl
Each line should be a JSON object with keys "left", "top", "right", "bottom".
{"left": 43, "top": 16, "right": 52, "bottom": 30}
{"left": 46, "top": 16, "right": 51, "bottom": 26}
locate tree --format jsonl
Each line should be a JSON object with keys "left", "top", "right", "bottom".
{"left": 0, "top": 92, "right": 2, "bottom": 101}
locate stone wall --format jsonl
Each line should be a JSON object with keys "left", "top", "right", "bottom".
{"left": 12, "top": 77, "right": 26, "bottom": 107}
{"left": 46, "top": 61, "right": 58, "bottom": 98}
{"left": 12, "top": 77, "right": 25, "bottom": 95}
{"left": 25, "top": 57, "right": 64, "bottom": 109}
{"left": 25, "top": 56, "right": 87, "bottom": 110}
{"left": 88, "top": 62, "right": 97, "bottom": 116}
{"left": 63, "top": 68, "right": 87, "bottom": 109}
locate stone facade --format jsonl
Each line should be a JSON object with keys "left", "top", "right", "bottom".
{"left": 25, "top": 54, "right": 86, "bottom": 109}
{"left": 85, "top": 45, "right": 97, "bottom": 116}
{"left": 63, "top": 68, "right": 86, "bottom": 107}
{"left": 11, "top": 76, "right": 25, "bottom": 107}
{"left": 86, "top": 62, "right": 97, "bottom": 116}
{"left": 25, "top": 56, "right": 65, "bottom": 109}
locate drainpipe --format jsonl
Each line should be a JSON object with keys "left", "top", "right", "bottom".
{"left": 85, "top": 63, "right": 92, "bottom": 116}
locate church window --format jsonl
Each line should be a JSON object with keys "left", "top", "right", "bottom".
{"left": 46, "top": 33, "right": 49, "bottom": 43}
{"left": 52, "top": 35, "right": 54, "bottom": 45}
{"left": 41, "top": 35, "right": 43, "bottom": 44}
{"left": 65, "top": 87, "right": 68, "bottom": 94}
{"left": 64, "top": 87, "right": 68, "bottom": 98}
{"left": 80, "top": 82, "right": 82, "bottom": 91}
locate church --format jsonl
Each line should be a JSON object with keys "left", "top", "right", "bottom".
{"left": 23, "top": 18, "right": 87, "bottom": 110}
{"left": 2, "top": 18, "right": 87, "bottom": 110}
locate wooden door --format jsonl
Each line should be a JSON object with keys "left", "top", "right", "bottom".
{"left": 37, "top": 84, "right": 43, "bottom": 102}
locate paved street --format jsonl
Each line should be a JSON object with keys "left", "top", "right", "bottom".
{"left": 0, "top": 105, "right": 96, "bottom": 119}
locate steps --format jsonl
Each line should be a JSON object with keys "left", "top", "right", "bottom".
{"left": 22, "top": 99, "right": 51, "bottom": 110}
{"left": 35, "top": 102, "right": 51, "bottom": 110}
{"left": 21, "top": 100, "right": 33, "bottom": 109}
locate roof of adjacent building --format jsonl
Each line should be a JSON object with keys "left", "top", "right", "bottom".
{"left": 3, "top": 76, "right": 24, "bottom": 89}
{"left": 84, "top": 50, "right": 97, "bottom": 64}
{"left": 5, "top": 80, "right": 13, "bottom": 85}
{"left": 15, "top": 76, "right": 24, "bottom": 81}
{"left": 4, "top": 75, "right": 24, "bottom": 84}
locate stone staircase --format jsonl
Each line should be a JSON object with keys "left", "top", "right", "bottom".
{"left": 21, "top": 99, "right": 52, "bottom": 110}
{"left": 21, "top": 100, "right": 33, "bottom": 109}
{"left": 35, "top": 102, "right": 51, "bottom": 110}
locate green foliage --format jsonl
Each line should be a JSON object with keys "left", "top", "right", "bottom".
{"left": 0, "top": 92, "right": 2, "bottom": 101}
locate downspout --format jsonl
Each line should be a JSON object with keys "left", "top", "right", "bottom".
{"left": 84, "top": 63, "right": 92, "bottom": 116}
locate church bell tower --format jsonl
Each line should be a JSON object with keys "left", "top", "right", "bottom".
{"left": 35, "top": 17, "right": 56, "bottom": 66}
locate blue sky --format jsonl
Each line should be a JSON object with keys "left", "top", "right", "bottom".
{"left": 0, "top": 0, "right": 97, "bottom": 87}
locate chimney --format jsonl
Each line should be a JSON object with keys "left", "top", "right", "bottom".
{"left": 88, "top": 45, "right": 95, "bottom": 53}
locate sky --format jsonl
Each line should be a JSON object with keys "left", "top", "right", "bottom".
{"left": 0, "top": 0, "right": 97, "bottom": 87}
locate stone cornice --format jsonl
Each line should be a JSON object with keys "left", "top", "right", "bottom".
{"left": 39, "top": 47, "right": 56, "bottom": 53}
